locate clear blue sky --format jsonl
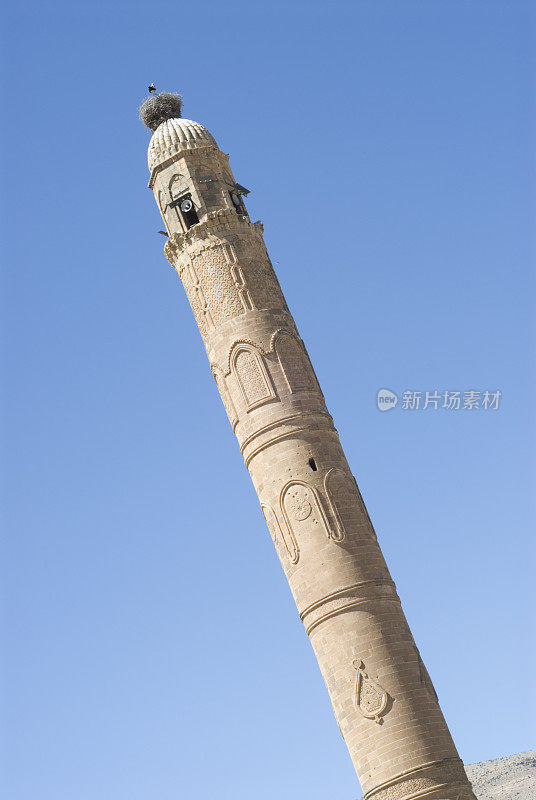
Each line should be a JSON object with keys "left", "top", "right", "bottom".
{"left": 1, "top": 2, "right": 534, "bottom": 799}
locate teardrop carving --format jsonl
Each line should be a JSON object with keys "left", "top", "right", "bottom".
{"left": 280, "top": 481, "right": 332, "bottom": 549}
{"left": 353, "top": 659, "right": 389, "bottom": 724}
{"left": 325, "top": 468, "right": 376, "bottom": 542}
{"left": 261, "top": 502, "right": 299, "bottom": 565}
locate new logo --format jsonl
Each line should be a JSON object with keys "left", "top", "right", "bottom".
{"left": 377, "top": 388, "right": 398, "bottom": 411}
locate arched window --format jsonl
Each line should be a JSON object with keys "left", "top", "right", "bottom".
{"left": 168, "top": 174, "right": 199, "bottom": 229}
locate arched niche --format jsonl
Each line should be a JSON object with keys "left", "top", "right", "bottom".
{"left": 168, "top": 172, "right": 189, "bottom": 230}
{"left": 231, "top": 344, "right": 275, "bottom": 410}
{"left": 169, "top": 172, "right": 187, "bottom": 199}
{"left": 273, "top": 330, "right": 316, "bottom": 393}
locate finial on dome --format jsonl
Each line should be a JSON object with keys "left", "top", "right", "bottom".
{"left": 139, "top": 91, "right": 183, "bottom": 132}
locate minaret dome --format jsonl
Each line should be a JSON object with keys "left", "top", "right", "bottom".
{"left": 147, "top": 118, "right": 218, "bottom": 171}
{"left": 140, "top": 91, "right": 218, "bottom": 171}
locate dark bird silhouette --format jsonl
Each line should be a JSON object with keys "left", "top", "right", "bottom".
{"left": 148, "top": 83, "right": 156, "bottom": 93}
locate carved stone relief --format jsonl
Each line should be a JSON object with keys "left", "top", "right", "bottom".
{"left": 190, "top": 246, "right": 244, "bottom": 326}
{"left": 237, "top": 237, "right": 287, "bottom": 311}
{"left": 353, "top": 659, "right": 389, "bottom": 724}
{"left": 280, "top": 481, "right": 332, "bottom": 547}
{"left": 178, "top": 259, "right": 213, "bottom": 337}
{"left": 324, "top": 467, "right": 369, "bottom": 542}
{"left": 367, "top": 762, "right": 472, "bottom": 800}
{"left": 172, "top": 230, "right": 288, "bottom": 333}
{"left": 274, "top": 331, "right": 316, "bottom": 393}
{"left": 230, "top": 264, "right": 254, "bottom": 311}
{"left": 157, "top": 190, "right": 168, "bottom": 228}
{"left": 168, "top": 172, "right": 189, "bottom": 229}
{"left": 169, "top": 172, "right": 187, "bottom": 199}
{"left": 261, "top": 502, "right": 299, "bottom": 564}
{"left": 232, "top": 345, "right": 275, "bottom": 410}
{"left": 323, "top": 468, "right": 378, "bottom": 542}
{"left": 177, "top": 239, "right": 263, "bottom": 331}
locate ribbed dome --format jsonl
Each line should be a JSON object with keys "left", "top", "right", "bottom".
{"left": 148, "top": 118, "right": 218, "bottom": 171}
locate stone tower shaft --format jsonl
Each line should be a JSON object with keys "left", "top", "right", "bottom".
{"left": 142, "top": 97, "right": 476, "bottom": 800}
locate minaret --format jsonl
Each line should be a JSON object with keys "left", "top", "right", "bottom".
{"left": 140, "top": 92, "right": 476, "bottom": 800}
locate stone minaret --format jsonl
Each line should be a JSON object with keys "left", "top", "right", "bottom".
{"left": 140, "top": 93, "right": 476, "bottom": 800}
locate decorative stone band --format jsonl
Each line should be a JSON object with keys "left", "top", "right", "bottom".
{"left": 241, "top": 411, "right": 337, "bottom": 468}
{"left": 239, "top": 411, "right": 334, "bottom": 455}
{"left": 363, "top": 759, "right": 476, "bottom": 800}
{"left": 164, "top": 208, "right": 266, "bottom": 264}
{"left": 299, "top": 580, "right": 399, "bottom": 637}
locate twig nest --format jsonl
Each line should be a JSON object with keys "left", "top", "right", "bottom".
{"left": 139, "top": 92, "right": 183, "bottom": 131}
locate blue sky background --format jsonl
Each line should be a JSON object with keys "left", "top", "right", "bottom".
{"left": 1, "top": 2, "right": 534, "bottom": 799}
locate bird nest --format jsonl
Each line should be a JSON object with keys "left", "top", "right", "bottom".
{"left": 139, "top": 92, "right": 183, "bottom": 131}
